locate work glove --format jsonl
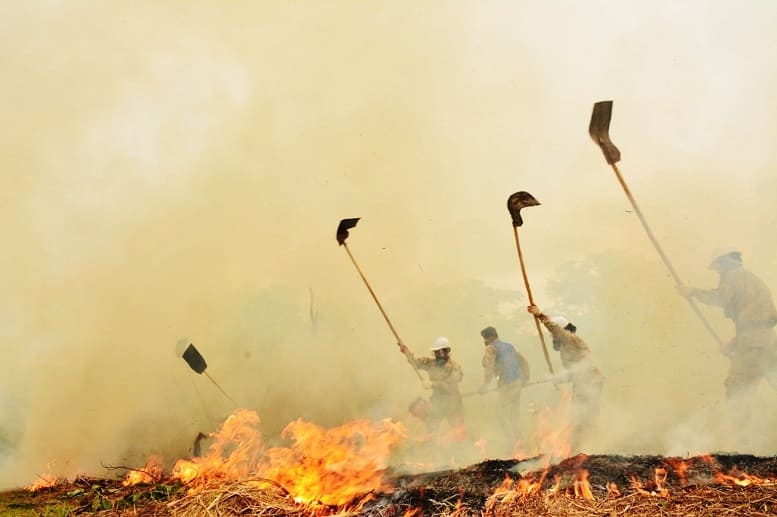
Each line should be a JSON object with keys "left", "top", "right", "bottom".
{"left": 527, "top": 305, "right": 542, "bottom": 317}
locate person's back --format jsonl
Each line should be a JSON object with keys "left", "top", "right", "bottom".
{"left": 491, "top": 340, "right": 525, "bottom": 385}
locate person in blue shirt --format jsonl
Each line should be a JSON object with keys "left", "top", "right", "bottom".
{"left": 478, "top": 326, "right": 529, "bottom": 452}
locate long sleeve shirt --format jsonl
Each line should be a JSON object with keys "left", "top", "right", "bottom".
{"left": 413, "top": 357, "right": 463, "bottom": 398}
{"left": 693, "top": 267, "right": 777, "bottom": 333}
{"left": 537, "top": 315, "right": 591, "bottom": 370}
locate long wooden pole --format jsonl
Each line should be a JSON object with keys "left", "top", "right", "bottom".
{"left": 590, "top": 100, "right": 723, "bottom": 348}
{"left": 343, "top": 242, "right": 425, "bottom": 382}
{"left": 607, "top": 162, "right": 724, "bottom": 347}
{"left": 513, "top": 226, "right": 554, "bottom": 375}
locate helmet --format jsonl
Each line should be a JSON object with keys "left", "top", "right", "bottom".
{"left": 709, "top": 246, "right": 742, "bottom": 270}
{"left": 431, "top": 336, "right": 450, "bottom": 351}
{"left": 710, "top": 246, "right": 741, "bottom": 264}
{"left": 549, "top": 315, "right": 570, "bottom": 329}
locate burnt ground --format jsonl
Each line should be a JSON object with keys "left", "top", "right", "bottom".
{"left": 3, "top": 454, "right": 777, "bottom": 516}
{"left": 367, "top": 453, "right": 777, "bottom": 516}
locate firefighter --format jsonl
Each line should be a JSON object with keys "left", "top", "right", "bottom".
{"left": 527, "top": 305, "right": 604, "bottom": 449}
{"left": 399, "top": 337, "right": 464, "bottom": 432}
{"left": 478, "top": 326, "right": 529, "bottom": 451}
{"left": 677, "top": 247, "right": 777, "bottom": 426}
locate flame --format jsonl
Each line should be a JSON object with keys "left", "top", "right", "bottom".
{"left": 715, "top": 468, "right": 774, "bottom": 487}
{"left": 27, "top": 473, "right": 60, "bottom": 492}
{"left": 653, "top": 467, "right": 669, "bottom": 497}
{"left": 573, "top": 469, "right": 594, "bottom": 500}
{"left": 261, "top": 417, "right": 407, "bottom": 505}
{"left": 485, "top": 476, "right": 518, "bottom": 508}
{"left": 663, "top": 457, "right": 689, "bottom": 486}
{"left": 123, "top": 453, "right": 164, "bottom": 486}
{"left": 606, "top": 481, "right": 621, "bottom": 498}
{"left": 172, "top": 409, "right": 263, "bottom": 487}
{"left": 511, "top": 392, "right": 573, "bottom": 465}
{"left": 629, "top": 467, "right": 669, "bottom": 498}
{"left": 170, "top": 409, "right": 407, "bottom": 507}
{"left": 485, "top": 470, "right": 550, "bottom": 511}
{"left": 27, "top": 461, "right": 62, "bottom": 492}
{"left": 473, "top": 437, "right": 488, "bottom": 457}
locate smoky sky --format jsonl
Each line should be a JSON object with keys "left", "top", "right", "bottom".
{"left": 1, "top": 1, "right": 777, "bottom": 489}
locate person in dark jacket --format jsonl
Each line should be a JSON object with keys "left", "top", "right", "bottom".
{"left": 478, "top": 326, "right": 529, "bottom": 450}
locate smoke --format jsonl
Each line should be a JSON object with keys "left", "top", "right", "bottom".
{"left": 1, "top": 1, "right": 777, "bottom": 488}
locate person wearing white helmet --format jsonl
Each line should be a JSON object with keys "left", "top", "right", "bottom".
{"left": 398, "top": 336, "right": 464, "bottom": 432}
{"left": 677, "top": 247, "right": 777, "bottom": 426}
{"left": 527, "top": 304, "right": 604, "bottom": 450}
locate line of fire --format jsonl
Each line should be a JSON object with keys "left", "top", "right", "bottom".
{"left": 6, "top": 100, "right": 777, "bottom": 516}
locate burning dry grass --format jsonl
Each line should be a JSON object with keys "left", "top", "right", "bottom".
{"left": 9, "top": 455, "right": 777, "bottom": 516}
{"left": 166, "top": 480, "right": 308, "bottom": 516}
{"left": 11, "top": 408, "right": 777, "bottom": 516}
{"left": 486, "top": 484, "right": 777, "bottom": 517}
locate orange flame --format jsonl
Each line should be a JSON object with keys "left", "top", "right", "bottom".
{"left": 547, "top": 474, "right": 562, "bottom": 496}
{"left": 27, "top": 473, "right": 60, "bottom": 492}
{"left": 606, "top": 481, "right": 621, "bottom": 498}
{"left": 485, "top": 475, "right": 518, "bottom": 509}
{"left": 629, "top": 468, "right": 669, "bottom": 498}
{"left": 715, "top": 468, "right": 774, "bottom": 487}
{"left": 663, "top": 457, "right": 689, "bottom": 486}
{"left": 511, "top": 392, "right": 573, "bottom": 465}
{"left": 123, "top": 454, "right": 163, "bottom": 486}
{"left": 171, "top": 409, "right": 407, "bottom": 507}
{"left": 573, "top": 469, "right": 594, "bottom": 500}
{"left": 261, "top": 417, "right": 407, "bottom": 505}
{"left": 653, "top": 467, "right": 670, "bottom": 497}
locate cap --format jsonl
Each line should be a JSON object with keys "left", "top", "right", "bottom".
{"left": 549, "top": 315, "right": 570, "bottom": 329}
{"left": 480, "top": 326, "right": 497, "bottom": 339}
{"left": 709, "top": 246, "right": 742, "bottom": 270}
{"left": 431, "top": 336, "right": 450, "bottom": 351}
{"left": 710, "top": 246, "right": 741, "bottom": 263}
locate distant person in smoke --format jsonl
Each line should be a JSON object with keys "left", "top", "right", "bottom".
{"left": 477, "top": 326, "right": 529, "bottom": 452}
{"left": 399, "top": 337, "right": 464, "bottom": 434}
{"left": 527, "top": 305, "right": 604, "bottom": 450}
{"left": 677, "top": 247, "right": 777, "bottom": 426}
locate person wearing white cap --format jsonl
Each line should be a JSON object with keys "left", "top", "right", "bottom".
{"left": 398, "top": 337, "right": 464, "bottom": 433}
{"left": 677, "top": 247, "right": 777, "bottom": 426}
{"left": 527, "top": 304, "right": 604, "bottom": 449}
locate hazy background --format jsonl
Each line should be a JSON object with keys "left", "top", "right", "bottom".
{"left": 2, "top": 1, "right": 776, "bottom": 488}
